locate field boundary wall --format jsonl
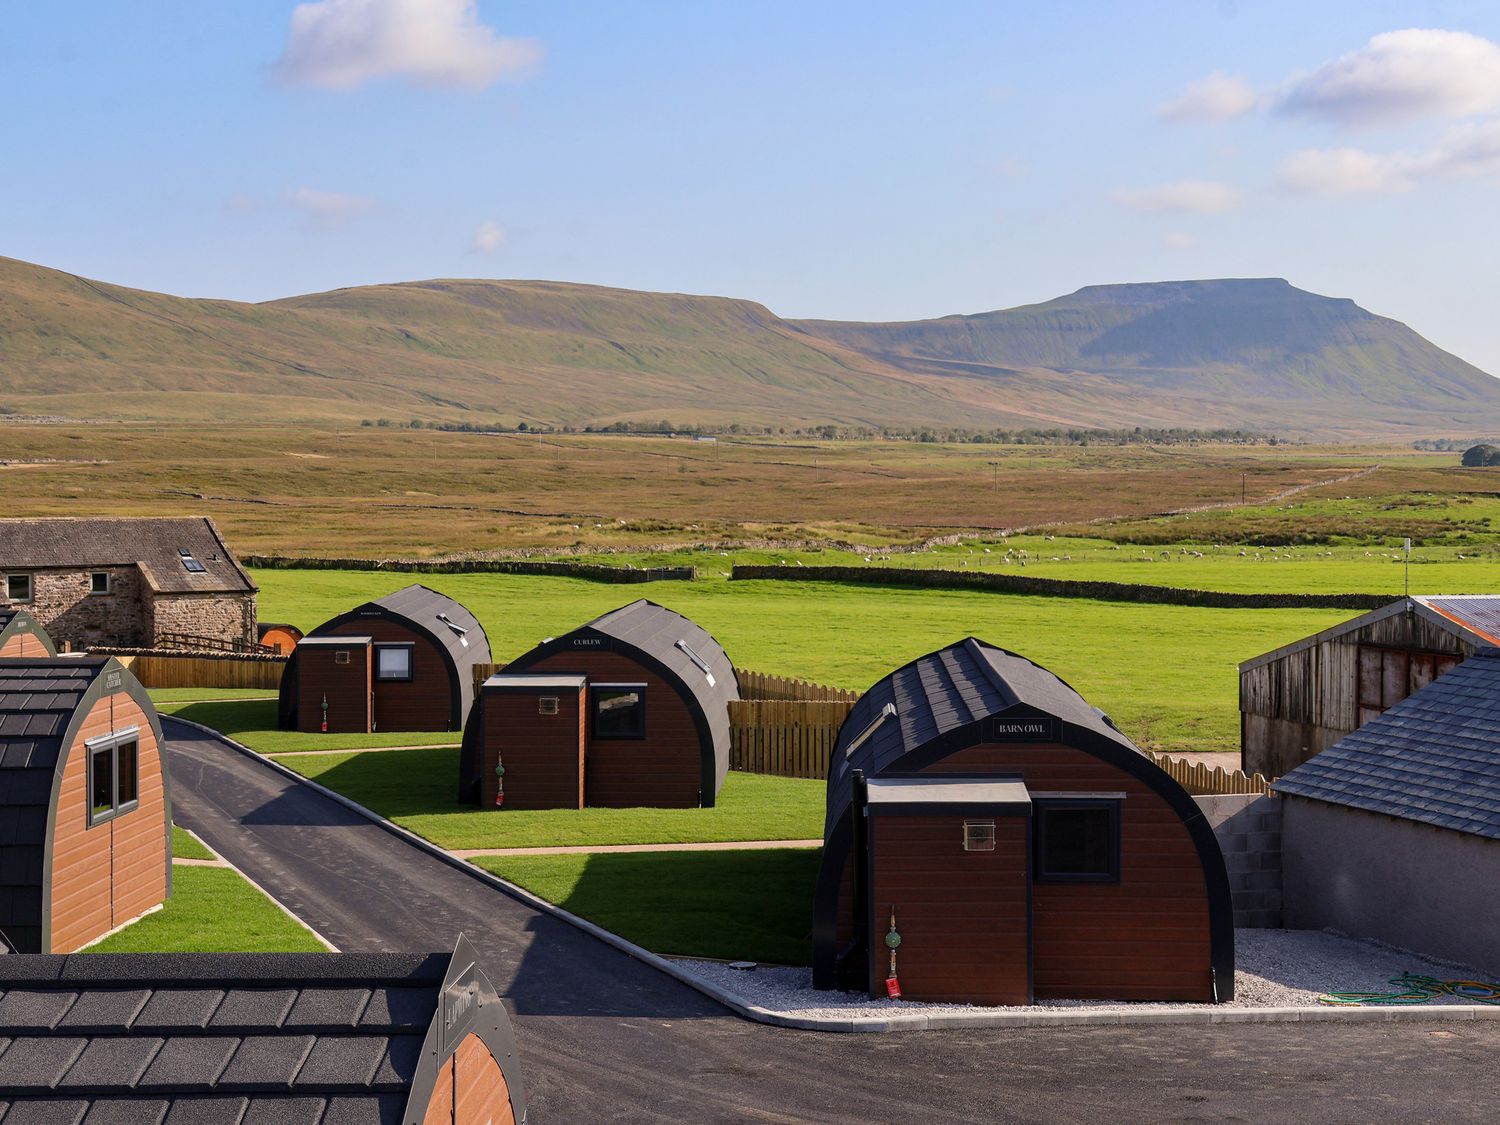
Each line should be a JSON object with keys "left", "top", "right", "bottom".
{"left": 730, "top": 565, "right": 1389, "bottom": 610}
{"left": 244, "top": 555, "right": 696, "bottom": 583}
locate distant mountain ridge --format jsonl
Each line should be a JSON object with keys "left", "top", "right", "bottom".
{"left": 0, "top": 257, "right": 1494, "bottom": 438}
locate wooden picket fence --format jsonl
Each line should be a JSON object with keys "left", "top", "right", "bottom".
{"left": 1146, "top": 751, "right": 1270, "bottom": 795}
{"left": 111, "top": 653, "right": 287, "bottom": 691}
{"left": 729, "top": 699, "right": 854, "bottom": 779}
{"left": 734, "top": 668, "right": 860, "bottom": 703}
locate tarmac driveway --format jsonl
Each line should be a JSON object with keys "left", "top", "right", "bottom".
{"left": 163, "top": 718, "right": 1500, "bottom": 1124}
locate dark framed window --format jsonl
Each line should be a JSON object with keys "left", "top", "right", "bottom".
{"left": 592, "top": 684, "right": 646, "bottom": 739}
{"left": 375, "top": 644, "right": 414, "bottom": 682}
{"left": 6, "top": 574, "right": 32, "bottom": 603}
{"left": 90, "top": 571, "right": 111, "bottom": 595}
{"left": 1034, "top": 799, "right": 1120, "bottom": 883}
{"left": 87, "top": 732, "right": 141, "bottom": 827}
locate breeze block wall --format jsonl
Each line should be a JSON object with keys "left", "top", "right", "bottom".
{"left": 1195, "top": 794, "right": 1281, "bottom": 928}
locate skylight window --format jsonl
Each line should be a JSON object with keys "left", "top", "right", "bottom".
{"left": 436, "top": 612, "right": 470, "bottom": 646}
{"left": 844, "top": 703, "right": 897, "bottom": 758}
{"left": 675, "top": 639, "right": 716, "bottom": 686}
{"left": 178, "top": 549, "right": 207, "bottom": 574}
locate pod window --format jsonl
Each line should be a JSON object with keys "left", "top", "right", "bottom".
{"left": 88, "top": 732, "right": 141, "bottom": 827}
{"left": 1034, "top": 799, "right": 1121, "bottom": 883}
{"left": 375, "top": 644, "right": 414, "bottom": 682}
{"left": 592, "top": 684, "right": 646, "bottom": 740}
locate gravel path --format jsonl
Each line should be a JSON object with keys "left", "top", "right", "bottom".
{"left": 673, "top": 928, "right": 1498, "bottom": 1020}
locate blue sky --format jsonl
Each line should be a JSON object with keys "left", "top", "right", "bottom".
{"left": 4, "top": 1, "right": 1500, "bottom": 371}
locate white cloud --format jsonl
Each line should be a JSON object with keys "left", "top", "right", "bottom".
{"left": 471, "top": 220, "right": 506, "bottom": 254}
{"left": 1276, "top": 29, "right": 1500, "bottom": 127}
{"left": 1278, "top": 117, "right": 1500, "bottom": 195}
{"left": 1112, "top": 179, "right": 1243, "bottom": 214}
{"left": 1162, "top": 231, "right": 1197, "bottom": 250}
{"left": 1159, "top": 72, "right": 1258, "bottom": 123}
{"left": 272, "top": 0, "right": 542, "bottom": 91}
{"left": 287, "top": 187, "right": 375, "bottom": 228}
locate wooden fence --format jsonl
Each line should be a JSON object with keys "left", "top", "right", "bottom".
{"left": 1146, "top": 752, "right": 1271, "bottom": 795}
{"left": 734, "top": 668, "right": 860, "bottom": 703}
{"left": 728, "top": 699, "right": 853, "bottom": 779}
{"left": 110, "top": 653, "right": 287, "bottom": 691}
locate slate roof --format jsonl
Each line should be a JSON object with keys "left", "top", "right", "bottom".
{"left": 0, "top": 657, "right": 113, "bottom": 955}
{"left": 0, "top": 951, "right": 447, "bottom": 1123}
{"left": 0, "top": 518, "right": 255, "bottom": 595}
{"left": 826, "top": 638, "right": 1137, "bottom": 834}
{"left": 1274, "top": 648, "right": 1500, "bottom": 840}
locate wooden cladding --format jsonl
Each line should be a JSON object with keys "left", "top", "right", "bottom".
{"left": 323, "top": 620, "right": 455, "bottom": 732}
{"left": 1356, "top": 645, "right": 1459, "bottom": 726}
{"left": 481, "top": 686, "right": 585, "bottom": 810}
{"left": 296, "top": 642, "right": 372, "bottom": 733}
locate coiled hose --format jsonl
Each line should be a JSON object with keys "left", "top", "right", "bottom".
{"left": 1320, "top": 973, "right": 1500, "bottom": 1006}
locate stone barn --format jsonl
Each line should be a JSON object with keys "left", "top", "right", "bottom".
{"left": 0, "top": 607, "right": 55, "bottom": 657}
{"left": 279, "top": 584, "right": 491, "bottom": 734}
{"left": 1276, "top": 648, "right": 1500, "bottom": 973}
{"left": 0, "top": 933, "right": 529, "bottom": 1122}
{"left": 1240, "top": 595, "right": 1500, "bottom": 778}
{"left": 0, "top": 655, "right": 171, "bottom": 954}
{"left": 812, "top": 638, "right": 1233, "bottom": 1005}
{"left": 0, "top": 516, "right": 257, "bottom": 651}
{"left": 459, "top": 599, "right": 738, "bottom": 809}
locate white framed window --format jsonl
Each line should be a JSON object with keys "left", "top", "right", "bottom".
{"left": 375, "top": 644, "right": 414, "bottom": 682}
{"left": 90, "top": 571, "right": 110, "bottom": 595}
{"left": 6, "top": 574, "right": 32, "bottom": 603}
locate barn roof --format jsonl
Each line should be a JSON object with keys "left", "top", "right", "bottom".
{"left": 1274, "top": 648, "right": 1500, "bottom": 840}
{"left": 0, "top": 657, "right": 122, "bottom": 954}
{"left": 0, "top": 517, "right": 255, "bottom": 595}
{"left": 0, "top": 939, "right": 522, "bottom": 1123}
{"left": 1239, "top": 596, "right": 1500, "bottom": 673}
{"left": 825, "top": 638, "right": 1136, "bottom": 834}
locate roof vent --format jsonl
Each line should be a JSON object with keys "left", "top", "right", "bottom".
{"left": 675, "top": 639, "right": 716, "bottom": 687}
{"left": 844, "top": 702, "right": 897, "bottom": 759}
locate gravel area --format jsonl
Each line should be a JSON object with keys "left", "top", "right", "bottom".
{"left": 672, "top": 928, "right": 1497, "bottom": 1020}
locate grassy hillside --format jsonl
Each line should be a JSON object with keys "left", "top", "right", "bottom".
{"left": 3, "top": 258, "right": 1498, "bottom": 437}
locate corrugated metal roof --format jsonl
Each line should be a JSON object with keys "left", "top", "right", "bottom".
{"left": 826, "top": 638, "right": 1137, "bottom": 835}
{"left": 1239, "top": 596, "right": 1500, "bottom": 673}
{"left": 0, "top": 657, "right": 111, "bottom": 954}
{"left": 0, "top": 951, "right": 445, "bottom": 1119}
{"left": 1418, "top": 595, "right": 1500, "bottom": 646}
{"left": 1274, "top": 648, "right": 1500, "bottom": 840}
{"left": 0, "top": 517, "right": 255, "bottom": 594}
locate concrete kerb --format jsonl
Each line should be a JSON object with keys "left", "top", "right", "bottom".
{"left": 162, "top": 715, "right": 1500, "bottom": 1035}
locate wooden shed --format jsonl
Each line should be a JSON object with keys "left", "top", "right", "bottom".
{"left": 0, "top": 933, "right": 528, "bottom": 1123}
{"left": 256, "top": 620, "right": 304, "bottom": 654}
{"left": 279, "top": 584, "right": 491, "bottom": 734}
{"left": 0, "top": 655, "right": 171, "bottom": 954}
{"left": 0, "top": 607, "right": 56, "bottom": 657}
{"left": 460, "top": 600, "right": 739, "bottom": 809}
{"left": 1240, "top": 595, "right": 1500, "bottom": 778}
{"left": 812, "top": 638, "right": 1233, "bottom": 1005}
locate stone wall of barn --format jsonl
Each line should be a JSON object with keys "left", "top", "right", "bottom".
{"left": 0, "top": 566, "right": 149, "bottom": 648}
{"left": 147, "top": 589, "right": 257, "bottom": 647}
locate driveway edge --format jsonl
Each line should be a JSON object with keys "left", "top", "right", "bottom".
{"left": 164, "top": 717, "right": 1499, "bottom": 1034}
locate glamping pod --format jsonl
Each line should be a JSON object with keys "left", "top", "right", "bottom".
{"left": 812, "top": 638, "right": 1232, "bottom": 1005}
{"left": 0, "top": 607, "right": 56, "bottom": 657}
{"left": 0, "top": 655, "right": 171, "bottom": 954}
{"left": 0, "top": 933, "right": 529, "bottom": 1122}
{"left": 460, "top": 600, "right": 738, "bottom": 809}
{"left": 257, "top": 620, "right": 304, "bottom": 654}
{"left": 279, "top": 584, "right": 491, "bottom": 734}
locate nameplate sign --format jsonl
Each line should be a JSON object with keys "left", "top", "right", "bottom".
{"left": 985, "top": 716, "right": 1059, "bottom": 743}
{"left": 104, "top": 670, "right": 123, "bottom": 692}
{"left": 439, "top": 962, "right": 483, "bottom": 1057}
{"left": 571, "top": 637, "right": 604, "bottom": 648}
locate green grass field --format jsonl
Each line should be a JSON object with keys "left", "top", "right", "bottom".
{"left": 252, "top": 567, "right": 1349, "bottom": 753}
{"left": 159, "top": 699, "right": 459, "bottom": 754}
{"left": 171, "top": 824, "right": 215, "bottom": 861}
{"left": 275, "top": 748, "right": 824, "bottom": 848}
{"left": 475, "top": 849, "right": 819, "bottom": 965}
{"left": 149, "top": 688, "right": 280, "bottom": 705}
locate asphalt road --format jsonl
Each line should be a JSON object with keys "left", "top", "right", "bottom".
{"left": 164, "top": 719, "right": 1500, "bottom": 1124}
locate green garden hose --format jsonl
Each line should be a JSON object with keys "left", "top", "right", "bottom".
{"left": 1319, "top": 973, "right": 1500, "bottom": 1006}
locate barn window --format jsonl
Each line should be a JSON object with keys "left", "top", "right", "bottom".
{"left": 87, "top": 732, "right": 141, "bottom": 827}
{"left": 1033, "top": 799, "right": 1120, "bottom": 883}
{"left": 375, "top": 644, "right": 414, "bottom": 682}
{"left": 592, "top": 684, "right": 646, "bottom": 739}
{"left": 6, "top": 574, "right": 31, "bottom": 603}
{"left": 963, "top": 820, "right": 996, "bottom": 852}
{"left": 538, "top": 696, "right": 560, "bottom": 716}
{"left": 90, "top": 572, "right": 110, "bottom": 595}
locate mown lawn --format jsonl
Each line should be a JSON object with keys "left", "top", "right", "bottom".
{"left": 171, "top": 824, "right": 215, "bottom": 861}
{"left": 159, "top": 699, "right": 459, "bottom": 754}
{"left": 87, "top": 866, "right": 327, "bottom": 954}
{"left": 276, "top": 747, "right": 824, "bottom": 849}
{"left": 253, "top": 568, "right": 1351, "bottom": 753}
{"left": 149, "top": 687, "right": 280, "bottom": 705}
{"left": 475, "top": 848, "right": 820, "bottom": 965}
